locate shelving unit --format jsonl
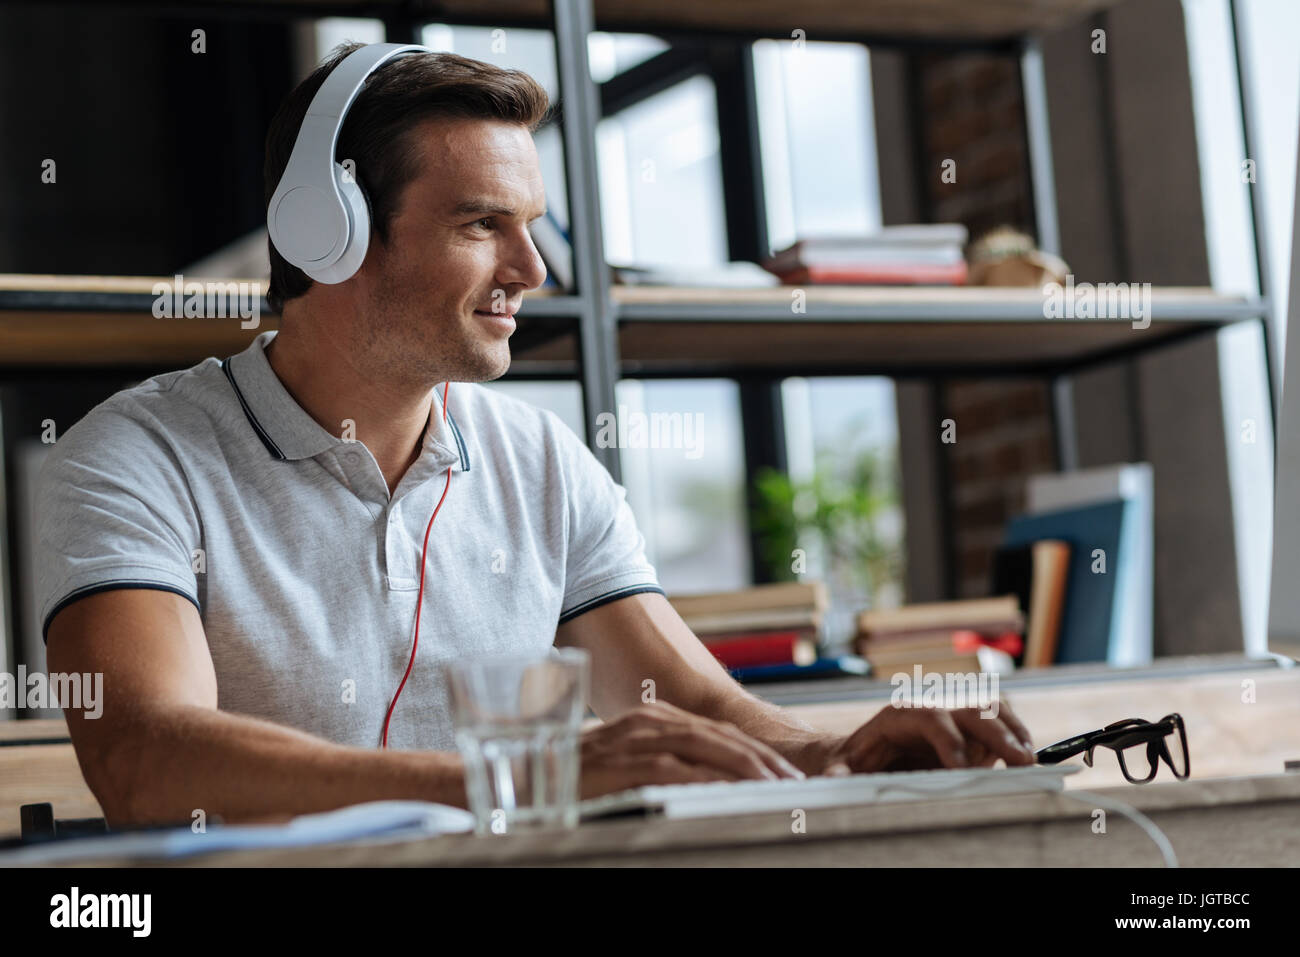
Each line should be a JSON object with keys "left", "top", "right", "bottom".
{"left": 0, "top": 0, "right": 1276, "bottom": 594}
{"left": 0, "top": 275, "right": 1259, "bottom": 378}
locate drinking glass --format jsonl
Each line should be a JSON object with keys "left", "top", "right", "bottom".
{"left": 445, "top": 647, "right": 589, "bottom": 835}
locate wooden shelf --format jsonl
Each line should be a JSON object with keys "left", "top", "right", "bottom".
{"left": 610, "top": 285, "right": 1265, "bottom": 375}
{"left": 0, "top": 276, "right": 1264, "bottom": 375}
{"left": 0, "top": 275, "right": 578, "bottom": 370}
{"left": 0, "top": 273, "right": 576, "bottom": 315}
{"left": 612, "top": 284, "right": 1262, "bottom": 321}
{"left": 616, "top": 318, "right": 1214, "bottom": 375}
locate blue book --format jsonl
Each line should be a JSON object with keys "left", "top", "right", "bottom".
{"left": 1003, "top": 500, "right": 1129, "bottom": 664}
{"left": 730, "top": 655, "right": 869, "bottom": 683}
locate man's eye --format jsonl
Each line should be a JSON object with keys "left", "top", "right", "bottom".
{"left": 473, "top": 218, "right": 493, "bottom": 230}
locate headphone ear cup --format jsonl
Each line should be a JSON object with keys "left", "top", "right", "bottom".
{"left": 303, "top": 161, "right": 372, "bottom": 284}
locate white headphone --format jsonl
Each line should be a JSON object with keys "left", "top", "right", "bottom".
{"left": 267, "top": 42, "right": 433, "bottom": 284}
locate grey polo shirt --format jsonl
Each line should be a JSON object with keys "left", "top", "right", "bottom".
{"left": 34, "top": 329, "right": 664, "bottom": 751}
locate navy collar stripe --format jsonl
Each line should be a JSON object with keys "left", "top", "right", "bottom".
{"left": 447, "top": 412, "right": 471, "bottom": 471}
{"left": 221, "top": 357, "right": 286, "bottom": 460}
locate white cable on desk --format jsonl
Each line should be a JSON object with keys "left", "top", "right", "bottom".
{"left": 1055, "top": 787, "right": 1178, "bottom": 868}
{"left": 871, "top": 777, "right": 1178, "bottom": 867}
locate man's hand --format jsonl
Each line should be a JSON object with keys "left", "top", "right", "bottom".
{"left": 818, "top": 700, "right": 1036, "bottom": 775}
{"left": 579, "top": 700, "right": 805, "bottom": 800}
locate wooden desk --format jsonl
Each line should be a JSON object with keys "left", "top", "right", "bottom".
{"left": 5, "top": 658, "right": 1298, "bottom": 854}
{"left": 773, "top": 659, "right": 1300, "bottom": 789}
{"left": 35, "top": 772, "right": 1300, "bottom": 868}
{"left": 0, "top": 719, "right": 102, "bottom": 840}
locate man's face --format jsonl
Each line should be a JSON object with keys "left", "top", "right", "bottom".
{"left": 354, "top": 116, "right": 548, "bottom": 386}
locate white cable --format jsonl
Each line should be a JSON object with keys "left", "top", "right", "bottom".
{"left": 1055, "top": 786, "right": 1178, "bottom": 868}
{"left": 871, "top": 776, "right": 1178, "bottom": 867}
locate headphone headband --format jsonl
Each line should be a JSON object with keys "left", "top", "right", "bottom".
{"left": 268, "top": 43, "right": 432, "bottom": 284}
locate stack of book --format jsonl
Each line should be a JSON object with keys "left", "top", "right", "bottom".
{"left": 669, "top": 581, "right": 830, "bottom": 676}
{"left": 610, "top": 262, "right": 779, "bottom": 288}
{"left": 761, "top": 224, "right": 969, "bottom": 286}
{"left": 854, "top": 596, "right": 1024, "bottom": 680}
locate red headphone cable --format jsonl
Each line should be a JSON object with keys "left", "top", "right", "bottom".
{"left": 380, "top": 381, "right": 452, "bottom": 749}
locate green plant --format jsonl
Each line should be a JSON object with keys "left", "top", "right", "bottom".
{"left": 751, "top": 443, "right": 904, "bottom": 602}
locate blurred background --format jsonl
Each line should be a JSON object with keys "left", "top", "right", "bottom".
{"left": 0, "top": 0, "right": 1297, "bottom": 696}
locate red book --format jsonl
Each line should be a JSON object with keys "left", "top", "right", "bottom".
{"left": 700, "top": 625, "right": 818, "bottom": 645}
{"left": 703, "top": 631, "right": 817, "bottom": 669}
{"left": 951, "top": 629, "right": 1024, "bottom": 656}
{"left": 773, "top": 262, "right": 968, "bottom": 285}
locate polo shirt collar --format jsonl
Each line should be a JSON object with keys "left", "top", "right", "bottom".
{"left": 221, "top": 330, "right": 471, "bottom": 472}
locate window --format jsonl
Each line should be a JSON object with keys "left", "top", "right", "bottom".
{"left": 1182, "top": 0, "right": 1298, "bottom": 655}
{"left": 596, "top": 74, "right": 728, "bottom": 267}
{"left": 780, "top": 377, "right": 904, "bottom": 650}
{"left": 588, "top": 32, "right": 670, "bottom": 84}
{"left": 615, "top": 379, "right": 750, "bottom": 595}
{"left": 754, "top": 39, "right": 882, "bottom": 255}
{"left": 1233, "top": 0, "right": 1300, "bottom": 362}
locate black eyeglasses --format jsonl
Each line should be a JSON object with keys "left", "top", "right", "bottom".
{"left": 1035, "top": 713, "right": 1189, "bottom": 784}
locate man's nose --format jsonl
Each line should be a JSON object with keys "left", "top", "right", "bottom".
{"left": 498, "top": 229, "right": 548, "bottom": 291}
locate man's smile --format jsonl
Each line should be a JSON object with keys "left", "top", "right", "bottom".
{"left": 473, "top": 308, "right": 516, "bottom": 334}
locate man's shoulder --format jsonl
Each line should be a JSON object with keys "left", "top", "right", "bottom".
{"left": 40, "top": 357, "right": 226, "bottom": 472}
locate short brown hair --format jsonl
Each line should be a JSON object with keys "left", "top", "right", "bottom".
{"left": 264, "top": 42, "right": 552, "bottom": 313}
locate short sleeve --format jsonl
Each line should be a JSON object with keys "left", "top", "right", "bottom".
{"left": 35, "top": 401, "right": 202, "bottom": 643}
{"left": 548, "top": 412, "right": 664, "bottom": 624}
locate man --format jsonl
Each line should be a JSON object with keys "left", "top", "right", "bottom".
{"left": 38, "top": 42, "right": 1035, "bottom": 828}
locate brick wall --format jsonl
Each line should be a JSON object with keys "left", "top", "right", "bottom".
{"left": 941, "top": 379, "right": 1059, "bottom": 597}
{"left": 918, "top": 51, "right": 1035, "bottom": 243}
{"left": 914, "top": 51, "right": 1059, "bottom": 598}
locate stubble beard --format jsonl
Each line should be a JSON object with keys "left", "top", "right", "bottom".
{"left": 362, "top": 282, "right": 510, "bottom": 388}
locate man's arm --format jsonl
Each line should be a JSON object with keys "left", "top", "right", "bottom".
{"left": 45, "top": 589, "right": 468, "bottom": 828}
{"left": 555, "top": 592, "right": 1040, "bottom": 776}
{"left": 554, "top": 591, "right": 842, "bottom": 774}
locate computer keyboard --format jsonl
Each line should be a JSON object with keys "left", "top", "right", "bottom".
{"left": 579, "top": 764, "right": 1080, "bottom": 821}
